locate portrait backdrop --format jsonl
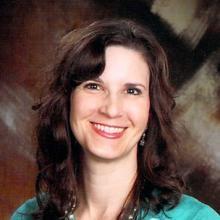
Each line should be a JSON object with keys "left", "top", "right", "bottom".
{"left": 0, "top": 0, "right": 219, "bottom": 219}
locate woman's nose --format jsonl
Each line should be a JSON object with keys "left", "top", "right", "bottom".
{"left": 99, "top": 94, "right": 123, "bottom": 118}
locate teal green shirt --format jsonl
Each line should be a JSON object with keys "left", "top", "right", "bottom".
{"left": 11, "top": 194, "right": 220, "bottom": 220}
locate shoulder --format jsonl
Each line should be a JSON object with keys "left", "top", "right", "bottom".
{"left": 11, "top": 197, "right": 39, "bottom": 220}
{"left": 160, "top": 194, "right": 220, "bottom": 220}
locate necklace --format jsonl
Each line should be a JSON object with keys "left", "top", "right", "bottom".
{"left": 64, "top": 207, "right": 138, "bottom": 220}
{"left": 63, "top": 196, "right": 76, "bottom": 220}
{"left": 65, "top": 213, "right": 75, "bottom": 220}
{"left": 63, "top": 194, "right": 138, "bottom": 220}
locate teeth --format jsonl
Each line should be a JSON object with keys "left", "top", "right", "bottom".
{"left": 93, "top": 123, "right": 124, "bottom": 133}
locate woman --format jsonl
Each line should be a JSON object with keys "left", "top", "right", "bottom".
{"left": 12, "top": 19, "right": 219, "bottom": 220}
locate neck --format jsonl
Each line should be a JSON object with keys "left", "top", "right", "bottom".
{"left": 76, "top": 151, "right": 137, "bottom": 220}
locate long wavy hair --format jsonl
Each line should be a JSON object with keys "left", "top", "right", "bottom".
{"left": 34, "top": 19, "right": 184, "bottom": 219}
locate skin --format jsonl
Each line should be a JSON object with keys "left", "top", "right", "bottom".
{"left": 70, "top": 45, "right": 150, "bottom": 220}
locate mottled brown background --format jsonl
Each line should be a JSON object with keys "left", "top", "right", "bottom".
{"left": 0, "top": 0, "right": 219, "bottom": 219}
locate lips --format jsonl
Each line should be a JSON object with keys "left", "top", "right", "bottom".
{"left": 91, "top": 122, "right": 126, "bottom": 139}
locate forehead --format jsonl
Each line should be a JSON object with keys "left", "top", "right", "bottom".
{"left": 100, "top": 45, "right": 150, "bottom": 84}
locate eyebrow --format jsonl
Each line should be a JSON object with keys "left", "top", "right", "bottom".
{"left": 91, "top": 78, "right": 103, "bottom": 83}
{"left": 90, "top": 78, "right": 147, "bottom": 89}
{"left": 125, "top": 83, "right": 147, "bottom": 90}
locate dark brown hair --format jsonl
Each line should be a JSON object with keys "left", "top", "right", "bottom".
{"left": 34, "top": 19, "right": 184, "bottom": 219}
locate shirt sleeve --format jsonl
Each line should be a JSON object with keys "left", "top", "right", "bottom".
{"left": 11, "top": 198, "right": 38, "bottom": 220}
{"left": 192, "top": 205, "right": 220, "bottom": 220}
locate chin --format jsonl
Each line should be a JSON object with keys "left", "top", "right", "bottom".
{"left": 83, "top": 142, "right": 137, "bottom": 162}
{"left": 84, "top": 148, "right": 121, "bottom": 161}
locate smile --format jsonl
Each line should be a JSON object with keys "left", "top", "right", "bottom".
{"left": 91, "top": 122, "right": 126, "bottom": 138}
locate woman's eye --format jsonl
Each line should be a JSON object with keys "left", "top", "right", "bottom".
{"left": 126, "top": 88, "right": 142, "bottom": 95}
{"left": 84, "top": 82, "right": 102, "bottom": 91}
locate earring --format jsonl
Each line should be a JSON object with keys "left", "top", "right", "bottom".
{"left": 139, "top": 132, "right": 146, "bottom": 147}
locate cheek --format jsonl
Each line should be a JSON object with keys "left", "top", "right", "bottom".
{"left": 69, "top": 94, "right": 89, "bottom": 140}
{"left": 70, "top": 93, "right": 100, "bottom": 122}
{"left": 128, "top": 99, "right": 150, "bottom": 128}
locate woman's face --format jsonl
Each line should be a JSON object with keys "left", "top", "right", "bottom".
{"left": 70, "top": 45, "right": 150, "bottom": 162}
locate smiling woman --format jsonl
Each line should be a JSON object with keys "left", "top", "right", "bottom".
{"left": 11, "top": 19, "right": 220, "bottom": 220}
{"left": 70, "top": 46, "right": 150, "bottom": 161}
